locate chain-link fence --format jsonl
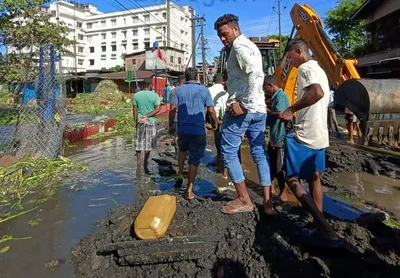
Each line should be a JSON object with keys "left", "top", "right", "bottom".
{"left": 0, "top": 44, "right": 66, "bottom": 159}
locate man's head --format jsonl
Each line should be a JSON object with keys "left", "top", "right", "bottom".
{"left": 213, "top": 73, "right": 224, "bottom": 85}
{"left": 214, "top": 14, "right": 241, "bottom": 48}
{"left": 263, "top": 76, "right": 279, "bottom": 96}
{"left": 178, "top": 74, "right": 185, "bottom": 86}
{"left": 185, "top": 67, "right": 198, "bottom": 82}
{"left": 286, "top": 38, "right": 311, "bottom": 68}
{"left": 143, "top": 79, "right": 153, "bottom": 90}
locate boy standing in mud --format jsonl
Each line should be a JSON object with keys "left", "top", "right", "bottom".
{"left": 281, "top": 38, "right": 341, "bottom": 243}
{"left": 215, "top": 14, "right": 274, "bottom": 216}
{"left": 133, "top": 80, "right": 160, "bottom": 171}
{"left": 169, "top": 67, "right": 218, "bottom": 200}
{"left": 263, "top": 76, "right": 289, "bottom": 202}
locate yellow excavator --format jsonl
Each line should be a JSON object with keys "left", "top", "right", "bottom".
{"left": 274, "top": 3, "right": 400, "bottom": 146}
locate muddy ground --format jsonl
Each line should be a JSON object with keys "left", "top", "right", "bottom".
{"left": 71, "top": 134, "right": 400, "bottom": 278}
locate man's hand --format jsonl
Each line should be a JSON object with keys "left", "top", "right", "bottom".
{"left": 281, "top": 109, "right": 294, "bottom": 121}
{"left": 138, "top": 116, "right": 147, "bottom": 124}
{"left": 230, "top": 101, "right": 246, "bottom": 116}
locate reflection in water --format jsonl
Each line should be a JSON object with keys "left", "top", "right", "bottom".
{"left": 332, "top": 172, "right": 400, "bottom": 217}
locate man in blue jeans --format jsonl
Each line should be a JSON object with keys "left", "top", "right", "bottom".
{"left": 215, "top": 14, "right": 274, "bottom": 215}
{"left": 169, "top": 67, "right": 218, "bottom": 200}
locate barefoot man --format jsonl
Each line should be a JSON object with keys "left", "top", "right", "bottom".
{"left": 215, "top": 14, "right": 274, "bottom": 215}
{"left": 281, "top": 38, "right": 339, "bottom": 241}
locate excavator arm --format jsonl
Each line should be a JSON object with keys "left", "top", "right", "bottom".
{"left": 275, "top": 3, "right": 400, "bottom": 147}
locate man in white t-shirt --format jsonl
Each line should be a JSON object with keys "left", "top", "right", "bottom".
{"left": 281, "top": 38, "right": 339, "bottom": 242}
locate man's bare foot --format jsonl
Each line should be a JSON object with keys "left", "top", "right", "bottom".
{"left": 277, "top": 192, "right": 288, "bottom": 202}
{"left": 347, "top": 140, "right": 355, "bottom": 145}
{"left": 264, "top": 199, "right": 276, "bottom": 216}
{"left": 184, "top": 191, "right": 195, "bottom": 200}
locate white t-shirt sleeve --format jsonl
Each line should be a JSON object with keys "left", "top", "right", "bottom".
{"left": 299, "top": 64, "right": 323, "bottom": 91}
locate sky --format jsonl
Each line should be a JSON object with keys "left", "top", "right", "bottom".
{"left": 1, "top": 0, "right": 338, "bottom": 64}
{"left": 86, "top": 0, "right": 338, "bottom": 65}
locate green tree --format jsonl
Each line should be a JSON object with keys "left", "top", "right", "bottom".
{"left": 324, "top": 0, "right": 366, "bottom": 58}
{"left": 0, "top": 0, "right": 73, "bottom": 83}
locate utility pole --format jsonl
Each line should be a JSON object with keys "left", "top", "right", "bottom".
{"left": 200, "top": 16, "right": 206, "bottom": 85}
{"left": 274, "top": 0, "right": 283, "bottom": 57}
{"left": 166, "top": 0, "right": 171, "bottom": 47}
{"left": 73, "top": 2, "right": 78, "bottom": 94}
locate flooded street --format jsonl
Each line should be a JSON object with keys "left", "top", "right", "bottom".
{"left": 0, "top": 131, "right": 225, "bottom": 278}
{"left": 332, "top": 172, "right": 400, "bottom": 217}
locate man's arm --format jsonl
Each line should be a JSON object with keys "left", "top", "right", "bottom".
{"left": 169, "top": 105, "right": 177, "bottom": 131}
{"left": 288, "top": 84, "right": 324, "bottom": 112}
{"left": 207, "top": 106, "right": 218, "bottom": 130}
{"left": 133, "top": 105, "right": 138, "bottom": 127}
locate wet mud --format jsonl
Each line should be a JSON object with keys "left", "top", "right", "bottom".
{"left": 71, "top": 134, "right": 400, "bottom": 278}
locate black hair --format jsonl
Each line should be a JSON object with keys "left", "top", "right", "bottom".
{"left": 214, "top": 14, "right": 239, "bottom": 30}
{"left": 178, "top": 74, "right": 185, "bottom": 82}
{"left": 286, "top": 38, "right": 309, "bottom": 52}
{"left": 263, "top": 75, "right": 277, "bottom": 86}
{"left": 143, "top": 79, "right": 152, "bottom": 89}
{"left": 213, "top": 73, "right": 223, "bottom": 83}
{"left": 185, "top": 67, "right": 198, "bottom": 81}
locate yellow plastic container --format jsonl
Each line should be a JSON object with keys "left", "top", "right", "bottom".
{"left": 134, "top": 195, "right": 177, "bottom": 240}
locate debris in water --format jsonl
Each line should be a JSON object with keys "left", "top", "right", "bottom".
{"left": 45, "top": 259, "right": 65, "bottom": 270}
{"left": 0, "top": 246, "right": 10, "bottom": 254}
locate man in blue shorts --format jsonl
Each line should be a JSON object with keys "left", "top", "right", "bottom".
{"left": 281, "top": 38, "right": 339, "bottom": 242}
{"left": 169, "top": 67, "right": 218, "bottom": 200}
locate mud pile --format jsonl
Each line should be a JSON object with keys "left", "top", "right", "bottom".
{"left": 71, "top": 192, "right": 400, "bottom": 278}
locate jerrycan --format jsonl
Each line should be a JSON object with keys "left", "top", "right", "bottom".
{"left": 134, "top": 194, "right": 177, "bottom": 240}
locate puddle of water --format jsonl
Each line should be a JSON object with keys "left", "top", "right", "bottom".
{"left": 331, "top": 172, "right": 400, "bottom": 217}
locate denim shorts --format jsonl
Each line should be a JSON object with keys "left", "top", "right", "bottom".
{"left": 178, "top": 134, "right": 206, "bottom": 166}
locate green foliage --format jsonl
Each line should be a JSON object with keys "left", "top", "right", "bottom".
{"left": 0, "top": 154, "right": 87, "bottom": 224}
{"left": 0, "top": 0, "right": 73, "bottom": 83}
{"left": 268, "top": 34, "right": 289, "bottom": 51}
{"left": 108, "top": 65, "right": 125, "bottom": 72}
{"left": 324, "top": 0, "right": 367, "bottom": 58}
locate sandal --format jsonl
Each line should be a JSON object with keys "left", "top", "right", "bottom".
{"left": 220, "top": 201, "right": 254, "bottom": 214}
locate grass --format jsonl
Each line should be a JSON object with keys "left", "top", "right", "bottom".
{"left": 68, "top": 93, "right": 131, "bottom": 115}
{"left": 0, "top": 153, "right": 87, "bottom": 225}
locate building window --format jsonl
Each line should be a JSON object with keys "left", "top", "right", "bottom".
{"left": 78, "top": 34, "right": 84, "bottom": 40}
{"left": 76, "top": 22, "right": 82, "bottom": 28}
{"left": 144, "top": 28, "right": 150, "bottom": 36}
{"left": 156, "top": 36, "right": 162, "bottom": 40}
{"left": 101, "top": 20, "right": 106, "bottom": 27}
{"left": 132, "top": 16, "right": 138, "bottom": 23}
{"left": 87, "top": 35, "right": 92, "bottom": 42}
{"left": 144, "top": 42, "right": 150, "bottom": 48}
{"left": 181, "top": 29, "right": 184, "bottom": 34}
{"left": 123, "top": 18, "right": 126, "bottom": 24}
{"left": 87, "top": 23, "right": 92, "bottom": 29}
{"left": 111, "top": 45, "right": 116, "bottom": 52}
{"left": 132, "top": 59, "right": 136, "bottom": 65}
{"left": 111, "top": 54, "right": 117, "bottom": 60}
{"left": 133, "top": 43, "right": 138, "bottom": 50}
{"left": 101, "top": 55, "right": 106, "bottom": 60}
{"left": 101, "top": 33, "right": 106, "bottom": 40}
{"left": 89, "top": 47, "right": 94, "bottom": 53}
{"left": 122, "top": 31, "right": 127, "bottom": 39}
{"left": 163, "top": 26, "right": 166, "bottom": 33}
{"left": 178, "top": 57, "right": 182, "bottom": 64}
{"left": 101, "top": 46, "right": 106, "bottom": 52}
{"left": 144, "top": 14, "right": 150, "bottom": 22}
{"left": 78, "top": 46, "right": 84, "bottom": 53}
{"left": 122, "top": 44, "right": 126, "bottom": 52}
{"left": 170, "top": 56, "right": 174, "bottom": 63}
{"left": 111, "top": 19, "right": 116, "bottom": 26}
{"left": 112, "top": 32, "right": 116, "bottom": 39}
{"left": 132, "top": 29, "right": 138, "bottom": 36}
{"left": 181, "top": 43, "right": 184, "bottom": 49}
{"left": 89, "top": 59, "right": 94, "bottom": 66}
{"left": 78, "top": 59, "right": 84, "bottom": 66}
{"left": 162, "top": 12, "right": 166, "bottom": 19}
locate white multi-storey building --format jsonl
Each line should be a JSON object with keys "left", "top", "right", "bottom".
{"left": 47, "top": 1, "right": 194, "bottom": 73}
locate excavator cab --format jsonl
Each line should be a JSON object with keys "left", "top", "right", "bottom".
{"left": 217, "top": 37, "right": 281, "bottom": 79}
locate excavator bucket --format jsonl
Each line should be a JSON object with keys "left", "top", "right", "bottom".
{"left": 335, "top": 79, "right": 400, "bottom": 146}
